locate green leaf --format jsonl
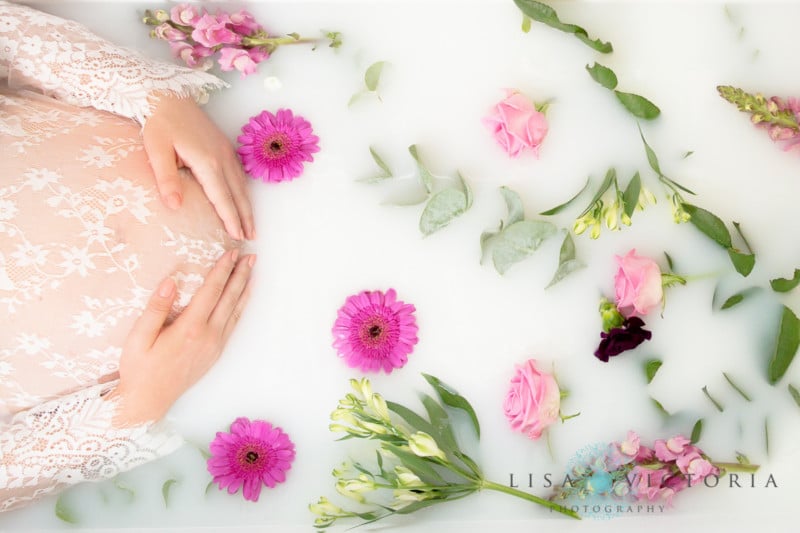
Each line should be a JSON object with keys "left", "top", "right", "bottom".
{"left": 789, "top": 384, "right": 800, "bottom": 409}
{"left": 359, "top": 146, "right": 392, "bottom": 183}
{"left": 728, "top": 249, "right": 755, "bottom": 277}
{"left": 408, "top": 144, "right": 435, "bottom": 194}
{"left": 690, "top": 419, "right": 703, "bottom": 444}
{"left": 731, "top": 221, "right": 754, "bottom": 254}
{"left": 419, "top": 189, "right": 468, "bottom": 236}
{"left": 638, "top": 125, "right": 662, "bottom": 176}
{"left": 55, "top": 494, "right": 78, "bottom": 524}
{"left": 480, "top": 222, "right": 503, "bottom": 262}
{"left": 205, "top": 480, "right": 215, "bottom": 496}
{"left": 386, "top": 400, "right": 437, "bottom": 436}
{"left": 491, "top": 220, "right": 558, "bottom": 274}
{"left": 770, "top": 269, "right": 800, "bottom": 293}
{"left": 539, "top": 177, "right": 590, "bottom": 216}
{"left": 546, "top": 232, "right": 584, "bottom": 288}
{"left": 162, "top": 479, "right": 178, "bottom": 507}
{"left": 453, "top": 450, "right": 483, "bottom": 478}
{"left": 114, "top": 479, "right": 135, "bottom": 501}
{"left": 364, "top": 61, "right": 386, "bottom": 92}
{"left": 622, "top": 172, "right": 641, "bottom": 218}
{"left": 381, "top": 443, "right": 446, "bottom": 484}
{"left": 721, "top": 293, "right": 745, "bottom": 310}
{"left": 765, "top": 417, "right": 770, "bottom": 456}
{"left": 422, "top": 373, "right": 480, "bottom": 439}
{"left": 578, "top": 168, "right": 616, "bottom": 217}
{"left": 457, "top": 171, "right": 473, "bottom": 209}
{"left": 682, "top": 204, "right": 732, "bottom": 248}
{"left": 767, "top": 305, "right": 800, "bottom": 385}
{"left": 702, "top": 386, "right": 724, "bottom": 412}
{"left": 683, "top": 150, "right": 694, "bottom": 159}
{"left": 723, "top": 372, "right": 752, "bottom": 402}
{"left": 394, "top": 498, "right": 450, "bottom": 515}
{"left": 513, "top": 0, "right": 613, "bottom": 53}
{"left": 651, "top": 397, "right": 671, "bottom": 417}
{"left": 644, "top": 359, "right": 663, "bottom": 384}
{"left": 521, "top": 14, "right": 532, "bottom": 33}
{"left": 614, "top": 91, "right": 661, "bottom": 119}
{"left": 664, "top": 252, "right": 675, "bottom": 271}
{"left": 347, "top": 90, "right": 366, "bottom": 108}
{"left": 586, "top": 62, "right": 618, "bottom": 90}
{"left": 421, "top": 394, "right": 458, "bottom": 452}
{"left": 499, "top": 186, "right": 525, "bottom": 226}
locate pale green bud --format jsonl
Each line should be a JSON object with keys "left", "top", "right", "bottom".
{"left": 369, "top": 393, "right": 391, "bottom": 422}
{"left": 332, "top": 461, "right": 350, "bottom": 478}
{"left": 394, "top": 466, "right": 424, "bottom": 488}
{"left": 335, "top": 477, "right": 373, "bottom": 503}
{"left": 602, "top": 203, "right": 618, "bottom": 230}
{"left": 309, "top": 496, "right": 344, "bottom": 516}
{"left": 314, "top": 516, "right": 336, "bottom": 528}
{"left": 153, "top": 9, "right": 169, "bottom": 22}
{"left": 408, "top": 431, "right": 446, "bottom": 461}
{"left": 358, "top": 420, "right": 390, "bottom": 435}
{"left": 573, "top": 218, "right": 588, "bottom": 235}
{"left": 328, "top": 423, "right": 369, "bottom": 437}
{"left": 620, "top": 212, "right": 632, "bottom": 226}
{"left": 393, "top": 488, "right": 428, "bottom": 504}
{"left": 590, "top": 221, "right": 602, "bottom": 239}
{"left": 350, "top": 378, "right": 373, "bottom": 401}
{"left": 330, "top": 408, "right": 358, "bottom": 425}
{"left": 599, "top": 298, "right": 624, "bottom": 332}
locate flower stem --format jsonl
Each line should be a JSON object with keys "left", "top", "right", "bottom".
{"left": 242, "top": 35, "right": 318, "bottom": 47}
{"left": 714, "top": 462, "right": 760, "bottom": 474}
{"left": 481, "top": 480, "right": 581, "bottom": 520}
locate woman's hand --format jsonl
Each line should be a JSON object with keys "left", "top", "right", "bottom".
{"left": 112, "top": 249, "right": 255, "bottom": 426}
{"left": 142, "top": 93, "right": 256, "bottom": 241}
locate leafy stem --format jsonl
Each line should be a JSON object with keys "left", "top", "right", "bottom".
{"left": 481, "top": 480, "right": 581, "bottom": 519}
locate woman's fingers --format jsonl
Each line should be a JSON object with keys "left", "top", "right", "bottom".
{"left": 221, "top": 277, "right": 253, "bottom": 344}
{"left": 127, "top": 277, "right": 177, "bottom": 351}
{"left": 191, "top": 159, "right": 244, "bottom": 241}
{"left": 182, "top": 249, "right": 240, "bottom": 324}
{"left": 223, "top": 158, "right": 256, "bottom": 240}
{"left": 142, "top": 132, "right": 184, "bottom": 210}
{"left": 209, "top": 254, "right": 255, "bottom": 332}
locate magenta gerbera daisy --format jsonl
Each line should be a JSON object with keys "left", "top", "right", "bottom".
{"left": 206, "top": 417, "right": 296, "bottom": 502}
{"left": 332, "top": 288, "right": 419, "bottom": 373}
{"left": 236, "top": 108, "right": 320, "bottom": 183}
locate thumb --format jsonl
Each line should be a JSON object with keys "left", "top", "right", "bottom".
{"left": 145, "top": 140, "right": 184, "bottom": 210}
{"left": 128, "top": 278, "right": 177, "bottom": 350}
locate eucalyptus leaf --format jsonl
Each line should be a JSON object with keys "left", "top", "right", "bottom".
{"left": 690, "top": 419, "right": 703, "bottom": 444}
{"left": 364, "top": 146, "right": 392, "bottom": 181}
{"left": 789, "top": 384, "right": 800, "bottom": 409}
{"left": 422, "top": 373, "right": 481, "bottom": 438}
{"left": 767, "top": 305, "right": 800, "bottom": 385}
{"left": 364, "top": 61, "right": 386, "bottom": 92}
{"left": 408, "top": 144, "right": 435, "bottom": 194}
{"left": 614, "top": 91, "right": 661, "bottom": 119}
{"left": 55, "top": 494, "right": 78, "bottom": 524}
{"left": 491, "top": 220, "right": 558, "bottom": 274}
{"left": 728, "top": 249, "right": 755, "bottom": 277}
{"left": 546, "top": 232, "right": 585, "bottom": 288}
{"left": 480, "top": 223, "right": 502, "bottom": 262}
{"left": 644, "top": 359, "right": 663, "bottom": 384}
{"left": 586, "top": 62, "right": 618, "bottom": 90}
{"left": 513, "top": 0, "right": 613, "bottom": 53}
{"left": 578, "top": 169, "right": 616, "bottom": 217}
{"left": 499, "top": 186, "right": 525, "bottom": 226}
{"left": 347, "top": 91, "right": 366, "bottom": 107}
{"left": 682, "top": 204, "right": 732, "bottom": 248}
{"left": 419, "top": 189, "right": 468, "bottom": 236}
{"left": 622, "top": 172, "right": 641, "bottom": 218}
{"left": 539, "top": 177, "right": 590, "bottom": 216}
{"left": 457, "top": 171, "right": 473, "bottom": 209}
{"left": 770, "top": 269, "right": 800, "bottom": 293}
{"left": 162, "top": 479, "right": 178, "bottom": 507}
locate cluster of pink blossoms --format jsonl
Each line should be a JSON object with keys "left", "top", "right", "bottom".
{"left": 143, "top": 4, "right": 278, "bottom": 77}
{"left": 759, "top": 96, "right": 800, "bottom": 152}
{"left": 612, "top": 431, "right": 719, "bottom": 504}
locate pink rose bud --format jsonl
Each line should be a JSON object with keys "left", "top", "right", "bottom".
{"left": 154, "top": 23, "right": 187, "bottom": 42}
{"left": 217, "top": 47, "right": 260, "bottom": 77}
{"left": 170, "top": 4, "right": 202, "bottom": 26}
{"left": 503, "top": 359, "right": 560, "bottom": 440}
{"left": 191, "top": 13, "right": 242, "bottom": 48}
{"left": 228, "top": 9, "right": 262, "bottom": 35}
{"left": 614, "top": 249, "right": 663, "bottom": 317}
{"left": 483, "top": 89, "right": 549, "bottom": 158}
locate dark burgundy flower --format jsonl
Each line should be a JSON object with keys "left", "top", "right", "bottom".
{"left": 594, "top": 316, "right": 652, "bottom": 362}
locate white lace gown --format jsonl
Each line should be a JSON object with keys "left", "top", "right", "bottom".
{"left": 0, "top": 1, "right": 238, "bottom": 512}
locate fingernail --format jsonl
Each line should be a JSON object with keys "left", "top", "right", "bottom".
{"left": 164, "top": 192, "right": 182, "bottom": 210}
{"left": 158, "top": 278, "right": 175, "bottom": 297}
{"left": 248, "top": 255, "right": 257, "bottom": 267}
{"left": 231, "top": 248, "right": 240, "bottom": 262}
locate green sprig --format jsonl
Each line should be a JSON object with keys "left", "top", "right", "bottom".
{"left": 717, "top": 85, "right": 800, "bottom": 131}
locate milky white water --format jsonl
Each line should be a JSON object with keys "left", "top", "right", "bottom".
{"left": 4, "top": 1, "right": 800, "bottom": 531}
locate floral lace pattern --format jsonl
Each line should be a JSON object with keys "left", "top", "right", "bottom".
{"left": 1, "top": 2, "right": 235, "bottom": 512}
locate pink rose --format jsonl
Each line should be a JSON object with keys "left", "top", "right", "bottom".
{"left": 169, "top": 41, "right": 213, "bottom": 69}
{"left": 170, "top": 4, "right": 202, "bottom": 26}
{"left": 218, "top": 47, "right": 263, "bottom": 77}
{"left": 191, "top": 13, "right": 241, "bottom": 48}
{"left": 483, "top": 89, "right": 548, "bottom": 158}
{"left": 227, "top": 10, "right": 262, "bottom": 35}
{"left": 614, "top": 249, "right": 663, "bottom": 316}
{"left": 154, "top": 23, "right": 187, "bottom": 42}
{"left": 503, "top": 359, "right": 560, "bottom": 440}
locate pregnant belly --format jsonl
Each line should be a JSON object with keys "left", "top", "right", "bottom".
{"left": 0, "top": 91, "right": 236, "bottom": 416}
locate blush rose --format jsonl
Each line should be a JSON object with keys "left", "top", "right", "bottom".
{"left": 483, "top": 89, "right": 549, "bottom": 158}
{"left": 614, "top": 249, "right": 663, "bottom": 316}
{"left": 503, "top": 359, "right": 560, "bottom": 440}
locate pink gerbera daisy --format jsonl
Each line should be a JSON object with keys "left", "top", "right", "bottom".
{"left": 207, "top": 417, "right": 296, "bottom": 502}
{"left": 236, "top": 108, "right": 320, "bottom": 182}
{"left": 332, "top": 288, "right": 419, "bottom": 373}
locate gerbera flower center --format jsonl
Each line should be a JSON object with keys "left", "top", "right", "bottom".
{"left": 368, "top": 325, "right": 382, "bottom": 338}
{"left": 262, "top": 133, "right": 289, "bottom": 160}
{"left": 359, "top": 317, "right": 390, "bottom": 348}
{"left": 245, "top": 451, "right": 259, "bottom": 464}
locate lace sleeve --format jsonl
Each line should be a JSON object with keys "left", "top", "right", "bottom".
{"left": 0, "top": 1, "right": 228, "bottom": 124}
{"left": 0, "top": 381, "right": 183, "bottom": 513}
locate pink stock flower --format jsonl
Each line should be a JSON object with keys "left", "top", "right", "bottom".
{"left": 653, "top": 435, "right": 692, "bottom": 462}
{"left": 207, "top": 417, "right": 295, "bottom": 502}
{"left": 170, "top": 3, "right": 202, "bottom": 26}
{"left": 168, "top": 41, "right": 213, "bottom": 69}
{"left": 614, "top": 249, "right": 663, "bottom": 317}
{"left": 228, "top": 9, "right": 262, "bottom": 35}
{"left": 631, "top": 465, "right": 671, "bottom": 501}
{"left": 676, "top": 452, "right": 719, "bottom": 485}
{"left": 503, "top": 359, "right": 560, "bottom": 440}
{"left": 618, "top": 430, "right": 640, "bottom": 457}
{"left": 237, "top": 109, "right": 320, "bottom": 182}
{"left": 191, "top": 13, "right": 242, "bottom": 48}
{"left": 483, "top": 89, "right": 549, "bottom": 158}
{"left": 218, "top": 47, "right": 261, "bottom": 77}
{"left": 331, "top": 289, "right": 419, "bottom": 373}
{"left": 154, "top": 22, "right": 187, "bottom": 42}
